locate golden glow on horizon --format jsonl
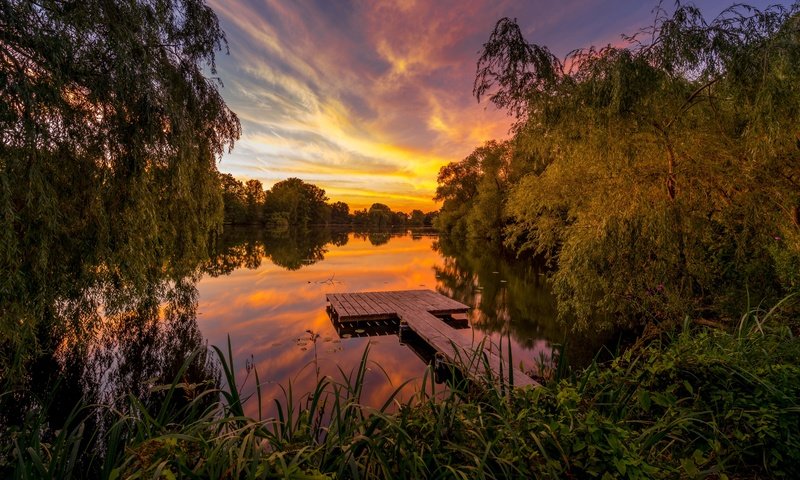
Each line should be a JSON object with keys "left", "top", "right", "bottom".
{"left": 207, "top": 0, "right": 514, "bottom": 211}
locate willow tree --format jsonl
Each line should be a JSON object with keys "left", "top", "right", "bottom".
{"left": 0, "top": 1, "right": 240, "bottom": 373}
{"left": 472, "top": 3, "right": 800, "bottom": 329}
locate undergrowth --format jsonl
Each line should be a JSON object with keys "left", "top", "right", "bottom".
{"left": 3, "top": 301, "right": 799, "bottom": 479}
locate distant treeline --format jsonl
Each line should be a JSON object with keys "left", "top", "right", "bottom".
{"left": 436, "top": 5, "right": 800, "bottom": 330}
{"left": 218, "top": 174, "right": 437, "bottom": 228}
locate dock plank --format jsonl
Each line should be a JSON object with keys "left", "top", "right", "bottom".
{"left": 362, "top": 292, "right": 393, "bottom": 314}
{"left": 398, "top": 309, "right": 535, "bottom": 387}
{"left": 327, "top": 290, "right": 538, "bottom": 388}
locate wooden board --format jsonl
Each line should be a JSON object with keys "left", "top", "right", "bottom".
{"left": 326, "top": 290, "right": 538, "bottom": 388}
{"left": 327, "top": 290, "right": 470, "bottom": 321}
{"left": 399, "top": 309, "right": 538, "bottom": 388}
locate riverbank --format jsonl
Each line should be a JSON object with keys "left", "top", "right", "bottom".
{"left": 4, "top": 301, "right": 798, "bottom": 479}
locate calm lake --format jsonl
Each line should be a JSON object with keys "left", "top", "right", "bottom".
{"left": 17, "top": 227, "right": 612, "bottom": 424}
{"left": 196, "top": 227, "right": 609, "bottom": 416}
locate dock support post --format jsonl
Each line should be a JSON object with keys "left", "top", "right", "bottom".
{"left": 434, "top": 352, "right": 445, "bottom": 371}
{"left": 398, "top": 318, "right": 409, "bottom": 344}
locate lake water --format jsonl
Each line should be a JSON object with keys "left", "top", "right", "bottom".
{"left": 9, "top": 227, "right": 610, "bottom": 426}
{"left": 196, "top": 227, "right": 609, "bottom": 416}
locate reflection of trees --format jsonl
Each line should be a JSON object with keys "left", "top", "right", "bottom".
{"left": 367, "top": 232, "right": 391, "bottom": 246}
{"left": 330, "top": 230, "right": 349, "bottom": 247}
{"left": 264, "top": 228, "right": 330, "bottom": 270}
{"left": 433, "top": 236, "right": 612, "bottom": 368}
{"left": 88, "top": 277, "right": 218, "bottom": 407}
{"left": 204, "top": 226, "right": 352, "bottom": 273}
{"left": 205, "top": 240, "right": 266, "bottom": 276}
{"left": 352, "top": 228, "right": 408, "bottom": 246}
{"left": 2, "top": 253, "right": 219, "bottom": 476}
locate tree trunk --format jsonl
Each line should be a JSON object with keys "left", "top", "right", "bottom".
{"left": 665, "top": 141, "right": 677, "bottom": 201}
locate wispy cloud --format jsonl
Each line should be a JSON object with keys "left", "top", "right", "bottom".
{"left": 208, "top": 0, "right": 785, "bottom": 211}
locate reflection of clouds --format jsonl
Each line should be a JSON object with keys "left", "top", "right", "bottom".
{"left": 197, "top": 231, "right": 562, "bottom": 418}
{"left": 198, "top": 232, "right": 444, "bottom": 417}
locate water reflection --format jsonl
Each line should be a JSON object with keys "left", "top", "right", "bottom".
{"left": 196, "top": 228, "right": 610, "bottom": 419}
{"left": 2, "top": 272, "right": 219, "bottom": 475}
{"left": 197, "top": 228, "right": 445, "bottom": 417}
{"left": 5, "top": 227, "right": 612, "bottom": 442}
{"left": 206, "top": 226, "right": 348, "bottom": 273}
{"left": 433, "top": 236, "right": 613, "bottom": 369}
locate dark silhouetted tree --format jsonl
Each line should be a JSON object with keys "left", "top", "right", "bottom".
{"left": 1, "top": 0, "right": 241, "bottom": 369}
{"left": 264, "top": 178, "right": 329, "bottom": 228}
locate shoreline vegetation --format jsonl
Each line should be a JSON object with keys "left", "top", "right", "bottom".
{"left": 218, "top": 175, "right": 438, "bottom": 230}
{"left": 1, "top": 0, "right": 799, "bottom": 478}
{"left": 4, "top": 305, "right": 799, "bottom": 478}
{"left": 434, "top": 2, "right": 800, "bottom": 332}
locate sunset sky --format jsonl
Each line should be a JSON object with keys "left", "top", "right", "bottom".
{"left": 209, "top": 0, "right": 786, "bottom": 212}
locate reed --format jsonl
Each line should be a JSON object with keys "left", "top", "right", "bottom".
{"left": 4, "top": 301, "right": 800, "bottom": 478}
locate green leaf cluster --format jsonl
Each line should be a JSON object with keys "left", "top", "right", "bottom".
{"left": 437, "top": 2, "right": 800, "bottom": 329}
{"left": 0, "top": 1, "right": 240, "bottom": 374}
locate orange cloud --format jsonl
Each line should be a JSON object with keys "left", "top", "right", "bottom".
{"left": 207, "top": 0, "right": 727, "bottom": 211}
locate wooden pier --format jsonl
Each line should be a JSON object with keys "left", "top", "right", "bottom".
{"left": 326, "top": 290, "right": 538, "bottom": 388}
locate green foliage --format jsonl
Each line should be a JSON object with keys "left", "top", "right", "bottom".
{"left": 204, "top": 225, "right": 349, "bottom": 274}
{"left": 0, "top": 0, "right": 241, "bottom": 373}
{"left": 329, "top": 201, "right": 351, "bottom": 225}
{"left": 347, "top": 203, "right": 431, "bottom": 229}
{"left": 5, "top": 303, "right": 799, "bottom": 478}
{"left": 408, "top": 209, "right": 426, "bottom": 226}
{"left": 263, "top": 177, "right": 329, "bottom": 228}
{"left": 220, "top": 175, "right": 434, "bottom": 228}
{"left": 219, "top": 173, "right": 249, "bottom": 224}
{"left": 437, "top": 2, "right": 800, "bottom": 329}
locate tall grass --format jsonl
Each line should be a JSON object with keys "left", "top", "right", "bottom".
{"left": 4, "top": 301, "right": 800, "bottom": 478}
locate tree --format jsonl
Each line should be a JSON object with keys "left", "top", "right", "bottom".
{"left": 244, "top": 179, "right": 266, "bottom": 224}
{"left": 439, "top": 140, "right": 512, "bottom": 240}
{"left": 264, "top": 178, "right": 329, "bottom": 228}
{"left": 367, "top": 203, "right": 393, "bottom": 228}
{"left": 434, "top": 142, "right": 509, "bottom": 237}
{"left": 450, "top": 3, "right": 800, "bottom": 329}
{"left": 219, "top": 173, "right": 246, "bottom": 224}
{"left": 1, "top": 0, "right": 240, "bottom": 371}
{"left": 352, "top": 208, "right": 369, "bottom": 226}
{"left": 409, "top": 210, "right": 426, "bottom": 226}
{"left": 434, "top": 157, "right": 479, "bottom": 235}
{"left": 330, "top": 201, "right": 351, "bottom": 224}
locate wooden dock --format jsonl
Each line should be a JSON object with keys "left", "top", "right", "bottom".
{"left": 326, "top": 290, "right": 538, "bottom": 388}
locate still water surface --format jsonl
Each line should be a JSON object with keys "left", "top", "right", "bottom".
{"left": 198, "top": 228, "right": 607, "bottom": 416}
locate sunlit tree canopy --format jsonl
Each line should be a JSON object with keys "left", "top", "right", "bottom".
{"left": 438, "top": 2, "right": 800, "bottom": 329}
